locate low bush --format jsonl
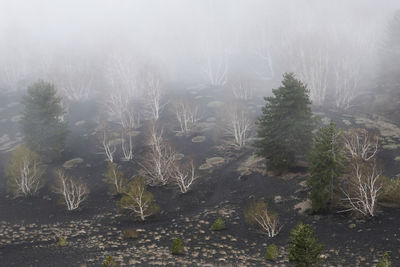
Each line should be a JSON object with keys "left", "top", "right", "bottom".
{"left": 102, "top": 256, "right": 117, "bottom": 267}
{"left": 265, "top": 243, "right": 278, "bottom": 261}
{"left": 123, "top": 228, "right": 139, "bottom": 239}
{"left": 379, "top": 176, "right": 400, "bottom": 205}
{"left": 377, "top": 252, "right": 392, "bottom": 267}
{"left": 211, "top": 217, "right": 226, "bottom": 231}
{"left": 57, "top": 236, "right": 67, "bottom": 247}
{"left": 171, "top": 238, "right": 184, "bottom": 255}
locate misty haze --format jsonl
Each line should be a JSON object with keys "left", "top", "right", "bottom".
{"left": 1, "top": 0, "right": 400, "bottom": 266}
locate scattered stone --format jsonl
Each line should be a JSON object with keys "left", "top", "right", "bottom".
{"left": 348, "top": 223, "right": 356, "bottom": 229}
{"left": 294, "top": 199, "right": 311, "bottom": 215}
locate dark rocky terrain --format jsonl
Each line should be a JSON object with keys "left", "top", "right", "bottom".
{"left": 0, "top": 88, "right": 400, "bottom": 266}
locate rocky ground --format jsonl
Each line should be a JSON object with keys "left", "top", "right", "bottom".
{"left": 0, "top": 89, "right": 400, "bottom": 266}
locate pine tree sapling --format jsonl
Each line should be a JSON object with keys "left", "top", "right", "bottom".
{"left": 289, "top": 222, "right": 324, "bottom": 267}
{"left": 118, "top": 176, "right": 159, "bottom": 221}
{"left": 265, "top": 243, "right": 279, "bottom": 261}
{"left": 171, "top": 238, "right": 185, "bottom": 255}
{"left": 5, "top": 145, "right": 45, "bottom": 197}
{"left": 21, "top": 80, "right": 68, "bottom": 161}
{"left": 211, "top": 217, "right": 227, "bottom": 231}
{"left": 256, "top": 73, "right": 314, "bottom": 171}
{"left": 378, "top": 252, "right": 392, "bottom": 267}
{"left": 308, "top": 121, "right": 345, "bottom": 213}
{"left": 103, "top": 256, "right": 117, "bottom": 267}
{"left": 57, "top": 236, "right": 67, "bottom": 247}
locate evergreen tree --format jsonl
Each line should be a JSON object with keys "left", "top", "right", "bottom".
{"left": 20, "top": 81, "right": 68, "bottom": 161}
{"left": 307, "top": 121, "right": 345, "bottom": 213}
{"left": 255, "top": 73, "right": 314, "bottom": 171}
{"left": 289, "top": 222, "right": 323, "bottom": 267}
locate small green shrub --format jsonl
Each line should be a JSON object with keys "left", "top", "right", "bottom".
{"left": 377, "top": 252, "right": 392, "bottom": 267}
{"left": 265, "top": 243, "right": 278, "bottom": 261}
{"left": 123, "top": 228, "right": 139, "bottom": 239}
{"left": 379, "top": 176, "right": 400, "bottom": 205}
{"left": 102, "top": 256, "right": 117, "bottom": 267}
{"left": 57, "top": 236, "right": 67, "bottom": 247}
{"left": 211, "top": 218, "right": 226, "bottom": 231}
{"left": 171, "top": 238, "right": 184, "bottom": 255}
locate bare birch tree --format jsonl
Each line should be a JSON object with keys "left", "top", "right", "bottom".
{"left": 231, "top": 78, "right": 253, "bottom": 101}
{"left": 54, "top": 169, "right": 89, "bottom": 211}
{"left": 140, "top": 126, "right": 176, "bottom": 185}
{"left": 333, "top": 57, "right": 360, "bottom": 110}
{"left": 5, "top": 145, "right": 44, "bottom": 197}
{"left": 118, "top": 176, "right": 159, "bottom": 221}
{"left": 254, "top": 25, "right": 275, "bottom": 81}
{"left": 297, "top": 45, "right": 330, "bottom": 106}
{"left": 106, "top": 53, "right": 138, "bottom": 101}
{"left": 101, "top": 130, "right": 117, "bottom": 162}
{"left": 344, "top": 128, "right": 378, "bottom": 161}
{"left": 170, "top": 159, "right": 198, "bottom": 193}
{"left": 341, "top": 159, "right": 382, "bottom": 217}
{"left": 106, "top": 90, "right": 142, "bottom": 130}
{"left": 140, "top": 69, "right": 163, "bottom": 121}
{"left": 224, "top": 104, "right": 253, "bottom": 147}
{"left": 121, "top": 130, "right": 134, "bottom": 161}
{"left": 201, "top": 32, "right": 229, "bottom": 87}
{"left": 341, "top": 128, "right": 381, "bottom": 217}
{"left": 244, "top": 199, "right": 282, "bottom": 237}
{"left": 0, "top": 48, "right": 29, "bottom": 92}
{"left": 174, "top": 99, "right": 200, "bottom": 135}
{"left": 55, "top": 59, "right": 93, "bottom": 101}
{"left": 105, "top": 162, "right": 126, "bottom": 195}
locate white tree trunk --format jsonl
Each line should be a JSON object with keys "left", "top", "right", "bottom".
{"left": 171, "top": 160, "right": 198, "bottom": 193}
{"left": 140, "top": 126, "right": 176, "bottom": 185}
{"left": 224, "top": 105, "right": 253, "bottom": 147}
{"left": 174, "top": 100, "right": 199, "bottom": 135}
{"left": 102, "top": 131, "right": 116, "bottom": 162}
{"left": 54, "top": 170, "right": 89, "bottom": 211}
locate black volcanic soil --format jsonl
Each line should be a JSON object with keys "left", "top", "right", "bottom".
{"left": 0, "top": 88, "right": 400, "bottom": 266}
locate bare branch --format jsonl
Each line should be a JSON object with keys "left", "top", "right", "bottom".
{"left": 118, "top": 177, "right": 159, "bottom": 221}
{"left": 340, "top": 159, "right": 382, "bottom": 217}
{"left": 224, "top": 104, "right": 253, "bottom": 147}
{"left": 121, "top": 130, "right": 134, "bottom": 161}
{"left": 101, "top": 130, "right": 117, "bottom": 162}
{"left": 140, "top": 70, "right": 163, "bottom": 121}
{"left": 174, "top": 99, "right": 200, "bottom": 135}
{"left": 344, "top": 128, "right": 378, "bottom": 161}
{"left": 139, "top": 126, "right": 176, "bottom": 185}
{"left": 54, "top": 169, "right": 89, "bottom": 211}
{"left": 170, "top": 159, "right": 198, "bottom": 193}
{"left": 5, "top": 145, "right": 44, "bottom": 197}
{"left": 231, "top": 79, "right": 253, "bottom": 101}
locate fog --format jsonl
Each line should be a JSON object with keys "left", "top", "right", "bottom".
{"left": 1, "top": 0, "right": 399, "bottom": 104}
